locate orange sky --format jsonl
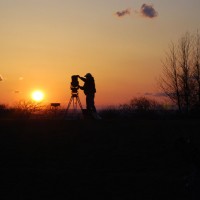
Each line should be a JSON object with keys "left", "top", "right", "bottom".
{"left": 1, "top": 0, "right": 200, "bottom": 108}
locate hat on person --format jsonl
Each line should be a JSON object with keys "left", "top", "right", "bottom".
{"left": 84, "top": 73, "right": 92, "bottom": 77}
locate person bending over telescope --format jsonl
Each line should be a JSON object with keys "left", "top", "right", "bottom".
{"left": 78, "top": 73, "right": 97, "bottom": 114}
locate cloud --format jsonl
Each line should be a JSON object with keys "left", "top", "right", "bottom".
{"left": 0, "top": 75, "right": 3, "bottom": 81}
{"left": 144, "top": 92, "right": 168, "bottom": 97}
{"left": 153, "top": 93, "right": 168, "bottom": 97}
{"left": 115, "top": 9, "right": 131, "bottom": 17}
{"left": 144, "top": 92, "right": 153, "bottom": 96}
{"left": 140, "top": 4, "right": 158, "bottom": 18}
{"left": 114, "top": 4, "right": 158, "bottom": 19}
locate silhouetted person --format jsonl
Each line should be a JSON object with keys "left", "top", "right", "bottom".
{"left": 78, "top": 73, "right": 97, "bottom": 112}
{"left": 78, "top": 73, "right": 101, "bottom": 120}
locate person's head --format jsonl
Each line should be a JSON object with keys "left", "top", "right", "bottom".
{"left": 84, "top": 73, "right": 92, "bottom": 78}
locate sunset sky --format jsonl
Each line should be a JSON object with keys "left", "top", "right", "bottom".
{"left": 0, "top": 0, "right": 200, "bottom": 108}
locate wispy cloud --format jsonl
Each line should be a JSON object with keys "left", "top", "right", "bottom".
{"left": 144, "top": 92, "right": 167, "bottom": 97}
{"left": 140, "top": 4, "right": 158, "bottom": 18}
{"left": 115, "top": 9, "right": 131, "bottom": 18}
{"left": 144, "top": 92, "right": 153, "bottom": 96}
{"left": 153, "top": 93, "right": 167, "bottom": 97}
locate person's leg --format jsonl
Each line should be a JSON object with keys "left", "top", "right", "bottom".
{"left": 90, "top": 94, "right": 96, "bottom": 112}
{"left": 86, "top": 95, "right": 90, "bottom": 110}
{"left": 86, "top": 94, "right": 96, "bottom": 112}
{"left": 86, "top": 94, "right": 101, "bottom": 120}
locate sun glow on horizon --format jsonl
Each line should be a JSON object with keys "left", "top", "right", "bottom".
{"left": 31, "top": 90, "right": 44, "bottom": 102}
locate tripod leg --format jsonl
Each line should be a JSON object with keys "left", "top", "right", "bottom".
{"left": 73, "top": 97, "right": 77, "bottom": 110}
{"left": 65, "top": 94, "right": 82, "bottom": 119}
{"left": 77, "top": 96, "right": 83, "bottom": 110}
{"left": 65, "top": 97, "right": 73, "bottom": 115}
{"left": 67, "top": 97, "right": 73, "bottom": 110}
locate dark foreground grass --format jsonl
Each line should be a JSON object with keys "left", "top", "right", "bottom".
{"left": 0, "top": 118, "right": 200, "bottom": 200}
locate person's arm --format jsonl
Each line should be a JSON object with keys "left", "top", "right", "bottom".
{"left": 78, "top": 75, "right": 86, "bottom": 82}
{"left": 79, "top": 85, "right": 84, "bottom": 90}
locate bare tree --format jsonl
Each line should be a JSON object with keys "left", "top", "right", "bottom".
{"left": 193, "top": 30, "right": 200, "bottom": 105}
{"left": 159, "top": 31, "right": 199, "bottom": 113}
{"left": 14, "top": 100, "right": 44, "bottom": 118}
{"left": 159, "top": 42, "right": 182, "bottom": 112}
{"left": 178, "top": 32, "right": 193, "bottom": 113}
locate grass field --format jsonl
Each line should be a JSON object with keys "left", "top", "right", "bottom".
{"left": 0, "top": 118, "right": 200, "bottom": 199}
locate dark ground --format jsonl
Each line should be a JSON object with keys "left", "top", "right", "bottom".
{"left": 0, "top": 118, "right": 200, "bottom": 200}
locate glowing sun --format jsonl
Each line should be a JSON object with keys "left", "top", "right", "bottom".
{"left": 31, "top": 90, "right": 44, "bottom": 102}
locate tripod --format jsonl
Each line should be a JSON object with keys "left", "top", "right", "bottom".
{"left": 65, "top": 91, "right": 83, "bottom": 117}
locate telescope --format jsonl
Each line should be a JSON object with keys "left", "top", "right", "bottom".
{"left": 65, "top": 75, "right": 83, "bottom": 116}
{"left": 70, "top": 75, "right": 79, "bottom": 93}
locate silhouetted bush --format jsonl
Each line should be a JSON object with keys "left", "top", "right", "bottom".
{"left": 0, "top": 104, "right": 7, "bottom": 117}
{"left": 117, "top": 97, "right": 166, "bottom": 119}
{"left": 9, "top": 100, "right": 45, "bottom": 119}
{"left": 0, "top": 104, "right": 15, "bottom": 118}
